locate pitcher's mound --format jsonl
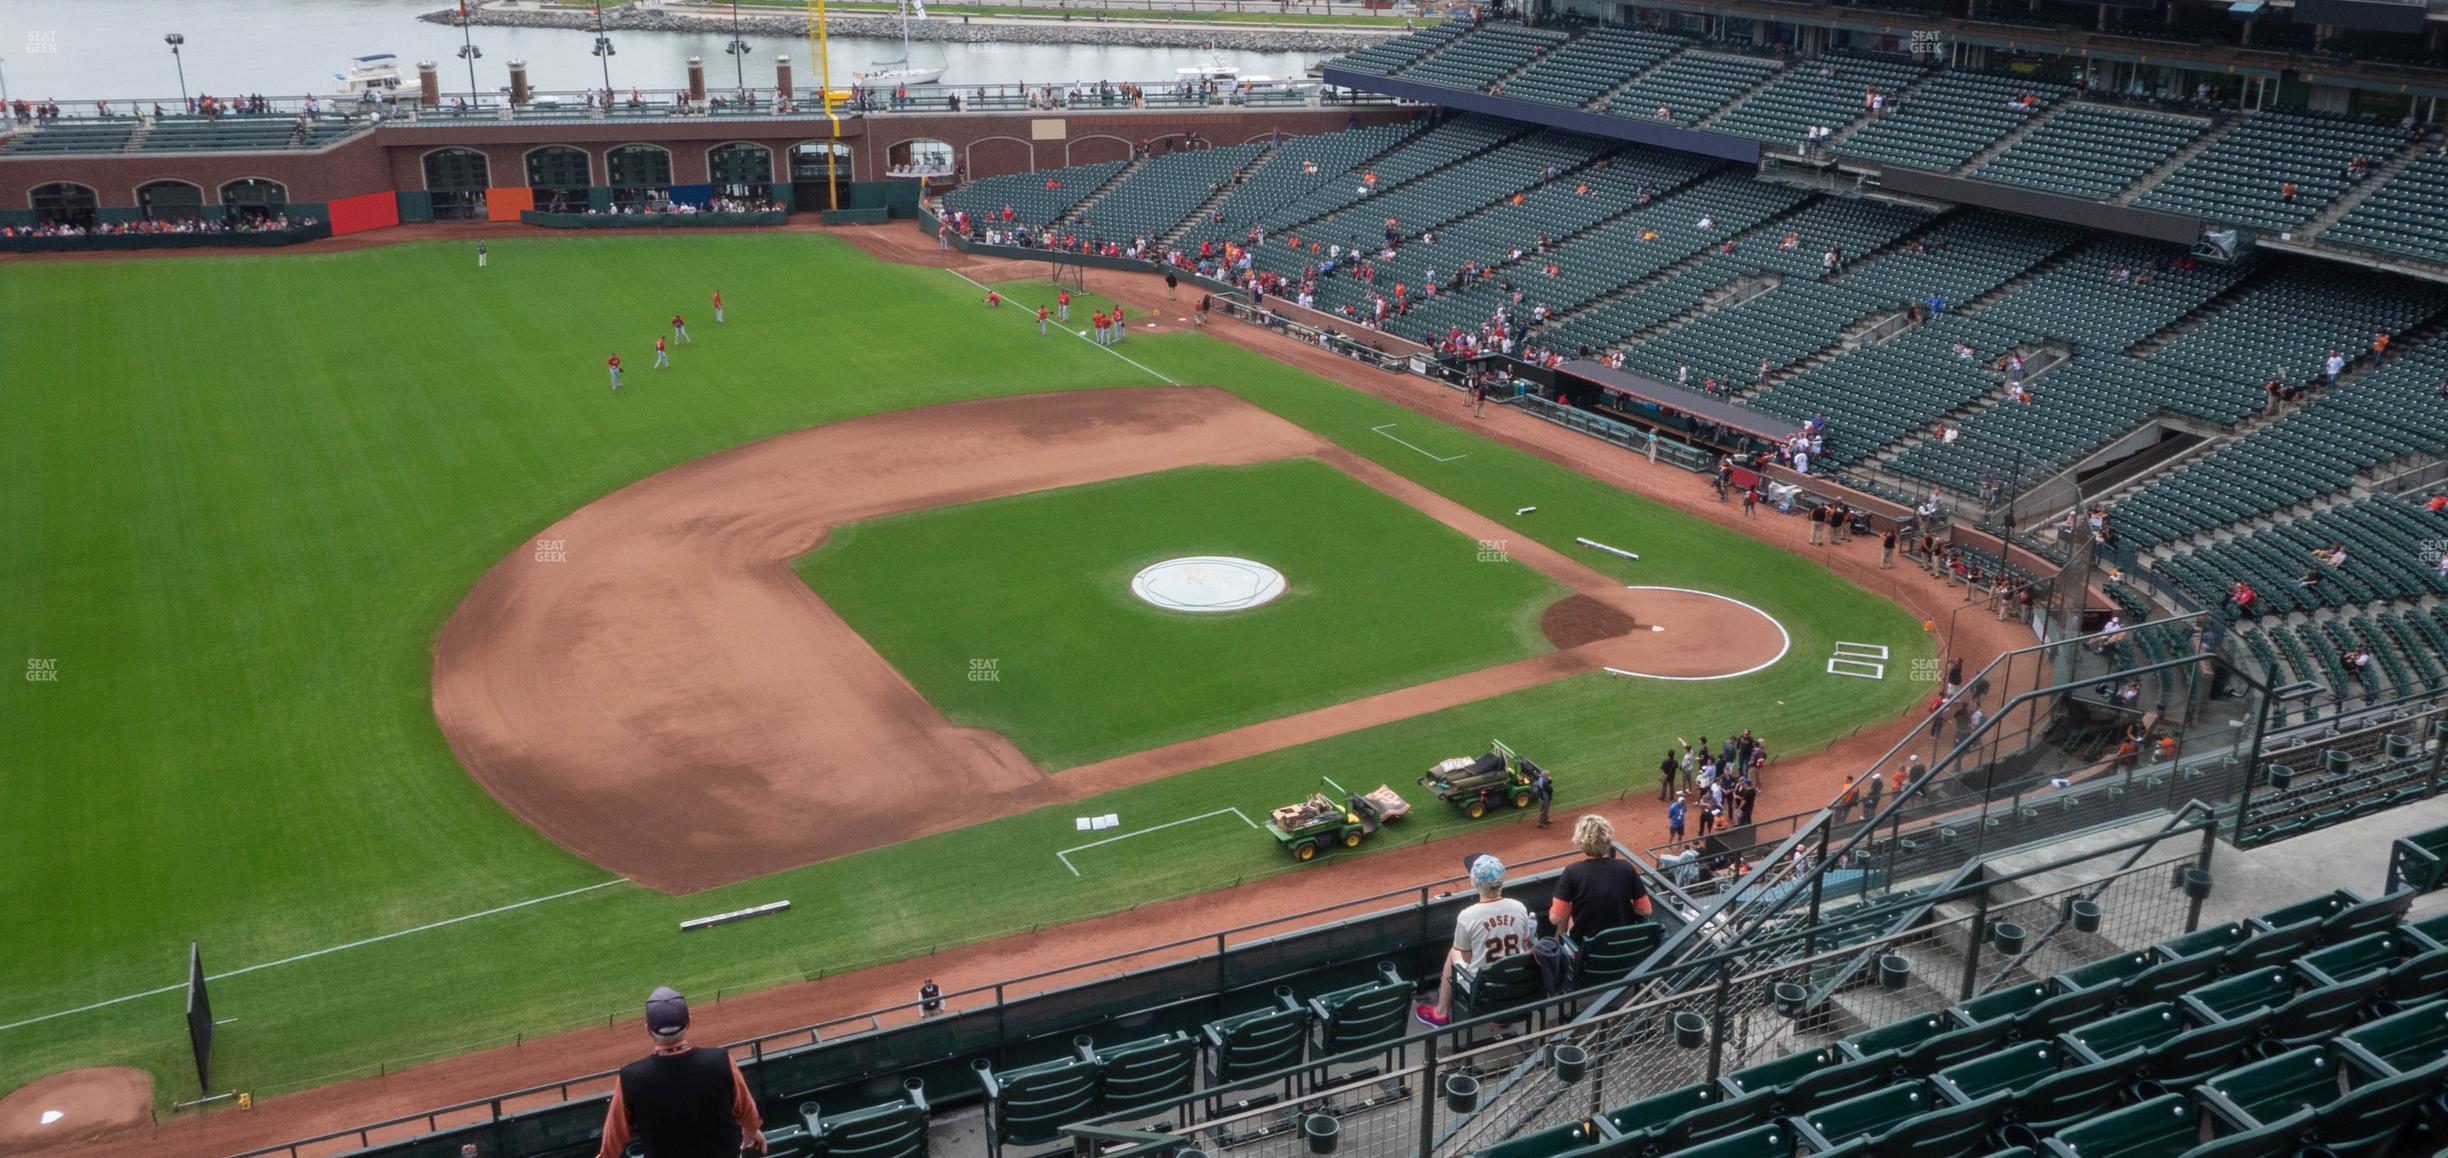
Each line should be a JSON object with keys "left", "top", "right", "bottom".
{"left": 1542, "top": 594, "right": 1639, "bottom": 650}
{"left": 0, "top": 1068, "right": 152, "bottom": 1151}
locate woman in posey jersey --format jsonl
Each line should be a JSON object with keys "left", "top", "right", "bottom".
{"left": 1417, "top": 855, "right": 1530, "bottom": 1026}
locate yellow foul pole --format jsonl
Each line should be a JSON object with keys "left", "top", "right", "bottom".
{"left": 804, "top": 0, "right": 840, "bottom": 210}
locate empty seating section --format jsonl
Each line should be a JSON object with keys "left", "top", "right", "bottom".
{"left": 1620, "top": 211, "right": 2076, "bottom": 399}
{"left": 1067, "top": 142, "right": 1264, "bottom": 245}
{"left": 1498, "top": 29, "right": 1682, "bottom": 108}
{"left": 1172, "top": 123, "right": 1419, "bottom": 248}
{"left": 1408, "top": 24, "right": 1568, "bottom": 93}
{"left": 1736, "top": 198, "right": 1931, "bottom": 280}
{"left": 2154, "top": 264, "right": 2448, "bottom": 392}
{"left": 1604, "top": 51, "right": 1782, "bottom": 126}
{"left": 139, "top": 116, "right": 301, "bottom": 152}
{"left": 1751, "top": 322, "right": 2008, "bottom": 464}
{"left": 1973, "top": 104, "right": 2210, "bottom": 200}
{"left": 1468, "top": 890, "right": 2442, "bottom": 1158}
{"left": 1976, "top": 239, "right": 2258, "bottom": 350}
{"left": 1708, "top": 51, "right": 1925, "bottom": 150}
{"left": 1361, "top": 153, "right": 1724, "bottom": 338}
{"left": 942, "top": 159, "right": 1128, "bottom": 232}
{"left": 2117, "top": 347, "right": 2448, "bottom": 546}
{"left": 2133, "top": 108, "right": 2411, "bottom": 231}
{"left": 2325, "top": 153, "right": 2448, "bottom": 265}
{"left": 1892, "top": 351, "right": 2246, "bottom": 495}
{"left": 1829, "top": 211, "right": 2086, "bottom": 310}
{"left": 1840, "top": 72, "right": 2063, "bottom": 172}
{"left": 0, "top": 119, "right": 138, "bottom": 153}
{"left": 2154, "top": 494, "right": 2448, "bottom": 616}
{"left": 1327, "top": 21, "right": 1467, "bottom": 76}
{"left": 1255, "top": 116, "right": 1520, "bottom": 238}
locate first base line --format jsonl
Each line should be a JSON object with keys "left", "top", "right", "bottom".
{"left": 1371, "top": 424, "right": 1467, "bottom": 462}
{"left": 0, "top": 878, "right": 630, "bottom": 1034}
{"left": 1057, "top": 807, "right": 1259, "bottom": 877}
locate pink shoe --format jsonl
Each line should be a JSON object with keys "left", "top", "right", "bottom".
{"left": 1415, "top": 1004, "right": 1450, "bottom": 1028}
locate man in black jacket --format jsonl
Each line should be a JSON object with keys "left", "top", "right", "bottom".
{"left": 596, "top": 988, "right": 766, "bottom": 1157}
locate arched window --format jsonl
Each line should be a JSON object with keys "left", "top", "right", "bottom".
{"left": 525, "top": 145, "right": 592, "bottom": 213}
{"left": 886, "top": 138, "right": 954, "bottom": 178}
{"left": 707, "top": 142, "right": 775, "bottom": 203}
{"left": 605, "top": 144, "right": 673, "bottom": 211}
{"left": 422, "top": 148, "right": 492, "bottom": 221}
{"left": 29, "top": 182, "right": 98, "bottom": 230}
{"left": 136, "top": 179, "right": 205, "bottom": 223}
{"left": 219, "top": 178, "right": 290, "bottom": 223}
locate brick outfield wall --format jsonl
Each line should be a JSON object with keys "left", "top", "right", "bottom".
{"left": 0, "top": 105, "right": 1421, "bottom": 214}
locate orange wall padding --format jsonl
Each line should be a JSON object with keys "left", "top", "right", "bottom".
{"left": 486, "top": 186, "right": 534, "bottom": 222}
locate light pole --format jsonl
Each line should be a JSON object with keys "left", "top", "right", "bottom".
{"left": 726, "top": 2, "right": 751, "bottom": 96}
{"left": 591, "top": 5, "right": 616, "bottom": 95}
{"left": 457, "top": 6, "right": 483, "bottom": 105}
{"left": 164, "top": 33, "right": 189, "bottom": 108}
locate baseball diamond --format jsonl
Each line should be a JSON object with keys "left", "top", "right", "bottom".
{"left": 15, "top": 7, "right": 2448, "bottom": 1154}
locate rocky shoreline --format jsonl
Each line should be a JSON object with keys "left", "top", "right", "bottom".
{"left": 421, "top": 5, "right": 1393, "bottom": 52}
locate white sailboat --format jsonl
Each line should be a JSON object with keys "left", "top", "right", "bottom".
{"left": 857, "top": 0, "right": 945, "bottom": 86}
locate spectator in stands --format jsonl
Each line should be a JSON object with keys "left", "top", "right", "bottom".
{"left": 595, "top": 988, "right": 767, "bottom": 1158}
{"left": 1417, "top": 855, "right": 1534, "bottom": 1027}
{"left": 2228, "top": 579, "right": 2260, "bottom": 618}
{"left": 2313, "top": 542, "right": 2349, "bottom": 568}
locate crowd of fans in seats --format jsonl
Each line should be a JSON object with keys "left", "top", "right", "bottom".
{"left": 1, "top": 212, "right": 318, "bottom": 239}
{"left": 580, "top": 196, "right": 783, "bottom": 217}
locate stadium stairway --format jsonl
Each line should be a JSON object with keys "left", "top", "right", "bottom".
{"left": 1816, "top": 67, "right": 1957, "bottom": 156}
{"left": 1155, "top": 145, "right": 1280, "bottom": 250}
{"left": 1946, "top": 100, "right": 2075, "bottom": 176}
{"left": 1050, "top": 157, "right": 1151, "bottom": 230}
{"left": 1576, "top": 43, "right": 1699, "bottom": 113}
{"left": 1689, "top": 62, "right": 1816, "bottom": 133}
{"left": 2112, "top": 110, "right": 2246, "bottom": 204}
{"left": 2298, "top": 133, "right": 2439, "bottom": 241}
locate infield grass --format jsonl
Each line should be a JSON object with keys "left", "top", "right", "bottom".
{"left": 0, "top": 233, "right": 1927, "bottom": 1110}
{"left": 799, "top": 459, "right": 1566, "bottom": 768}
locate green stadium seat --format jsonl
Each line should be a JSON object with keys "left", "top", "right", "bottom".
{"left": 2301, "top": 1054, "right": 2446, "bottom": 1157}
{"left": 1203, "top": 990, "right": 1308, "bottom": 1089}
{"left": 2002, "top": 1056, "right": 2131, "bottom": 1135}
{"left": 2174, "top": 1108, "right": 2314, "bottom": 1158}
{"left": 2335, "top": 997, "right": 2448, "bottom": 1072}
{"left": 1568, "top": 921, "right": 1660, "bottom": 989}
{"left": 1794, "top": 1080, "right": 1943, "bottom": 1151}
{"left": 1453, "top": 952, "right": 1546, "bottom": 1021}
{"left": 975, "top": 1048, "right": 1098, "bottom": 1151}
{"left": 1309, "top": 962, "right": 1413, "bottom": 1057}
{"left": 1932, "top": 1039, "right": 2064, "bottom": 1102}
{"left": 800, "top": 1079, "right": 929, "bottom": 1157}
{"left": 1844, "top": 1012, "right": 1953, "bottom": 1061}
{"left": 1093, "top": 1031, "right": 1197, "bottom": 1112}
{"left": 2195, "top": 1046, "right": 2344, "bottom": 1123}
{"left": 2041, "top": 1092, "right": 2198, "bottom": 1157}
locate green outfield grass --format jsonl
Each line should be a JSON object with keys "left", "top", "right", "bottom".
{"left": 0, "top": 233, "right": 1927, "bottom": 1111}
{"left": 800, "top": 460, "right": 1565, "bottom": 768}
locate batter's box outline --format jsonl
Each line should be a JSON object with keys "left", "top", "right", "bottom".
{"left": 1056, "top": 807, "right": 1259, "bottom": 877}
{"left": 1828, "top": 641, "right": 1889, "bottom": 680}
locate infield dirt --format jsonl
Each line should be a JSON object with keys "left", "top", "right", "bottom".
{"left": 432, "top": 387, "right": 1784, "bottom": 892}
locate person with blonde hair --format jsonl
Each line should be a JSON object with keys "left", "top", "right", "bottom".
{"left": 1548, "top": 815, "right": 1651, "bottom": 945}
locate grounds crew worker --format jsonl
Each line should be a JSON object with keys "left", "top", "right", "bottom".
{"left": 596, "top": 987, "right": 766, "bottom": 1157}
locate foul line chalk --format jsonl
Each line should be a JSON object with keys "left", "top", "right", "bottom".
{"left": 1516, "top": 506, "right": 1537, "bottom": 516}
{"left": 1056, "top": 807, "right": 1258, "bottom": 877}
{"left": 1577, "top": 537, "right": 1641, "bottom": 561}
